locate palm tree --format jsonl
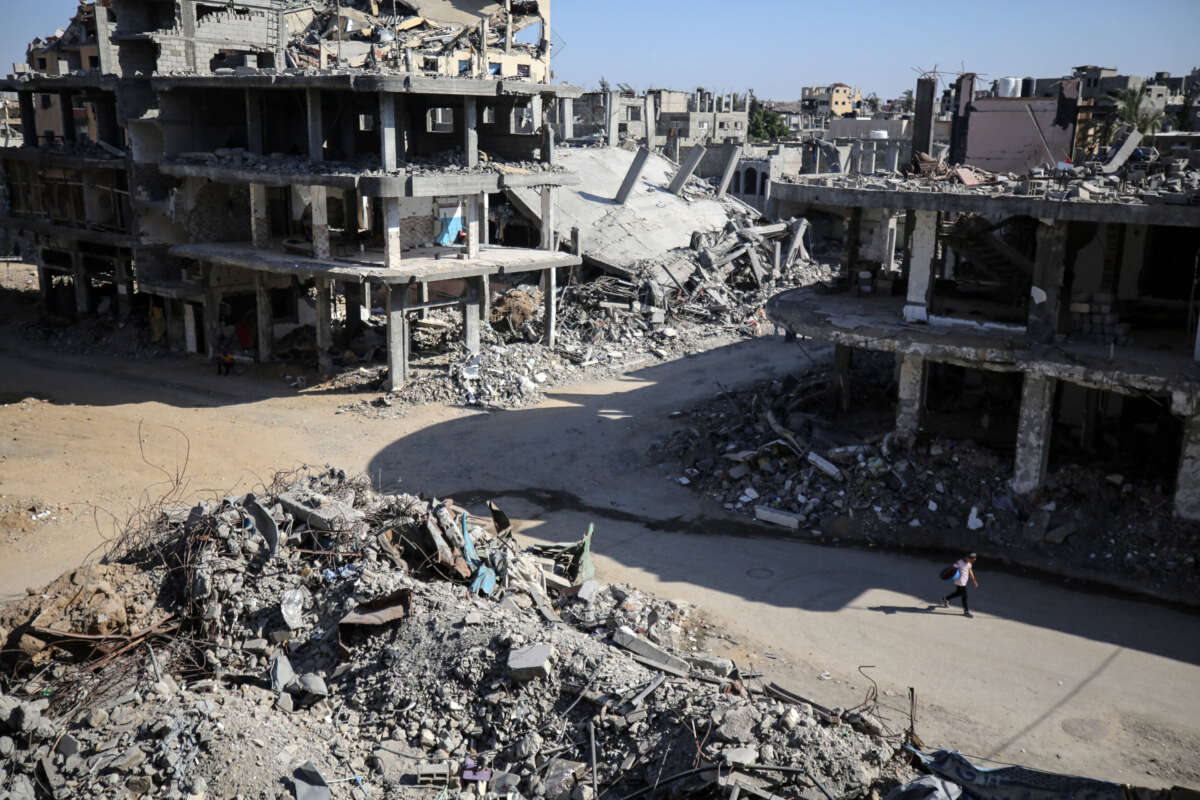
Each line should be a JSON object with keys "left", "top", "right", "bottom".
{"left": 1107, "top": 85, "right": 1166, "bottom": 137}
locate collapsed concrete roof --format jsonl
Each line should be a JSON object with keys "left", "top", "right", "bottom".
{"left": 507, "top": 147, "right": 736, "bottom": 273}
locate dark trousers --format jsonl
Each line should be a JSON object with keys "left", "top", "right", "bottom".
{"left": 945, "top": 585, "right": 969, "bottom": 612}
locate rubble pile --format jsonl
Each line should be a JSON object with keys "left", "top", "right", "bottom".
{"left": 785, "top": 133, "right": 1200, "bottom": 206}
{"left": 283, "top": 1, "right": 546, "bottom": 72}
{"left": 0, "top": 467, "right": 912, "bottom": 799}
{"left": 651, "top": 362, "right": 1200, "bottom": 600}
{"left": 172, "top": 148, "right": 566, "bottom": 179}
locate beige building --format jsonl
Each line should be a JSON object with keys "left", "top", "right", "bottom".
{"left": 801, "top": 83, "right": 863, "bottom": 119}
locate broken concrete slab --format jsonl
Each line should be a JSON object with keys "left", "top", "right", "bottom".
{"left": 508, "top": 643, "right": 553, "bottom": 681}
{"left": 611, "top": 626, "right": 690, "bottom": 675}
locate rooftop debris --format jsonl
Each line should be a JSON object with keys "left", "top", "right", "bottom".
{"left": 0, "top": 467, "right": 914, "bottom": 799}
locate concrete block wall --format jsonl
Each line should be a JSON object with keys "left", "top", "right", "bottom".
{"left": 195, "top": 6, "right": 277, "bottom": 45}
{"left": 155, "top": 37, "right": 191, "bottom": 73}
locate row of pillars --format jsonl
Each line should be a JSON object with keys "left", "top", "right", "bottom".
{"left": 37, "top": 251, "right": 132, "bottom": 317}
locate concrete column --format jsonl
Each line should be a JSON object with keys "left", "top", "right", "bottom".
{"left": 465, "top": 193, "right": 480, "bottom": 259}
{"left": 306, "top": 88, "right": 323, "bottom": 161}
{"left": 886, "top": 141, "right": 900, "bottom": 173}
{"left": 480, "top": 273, "right": 490, "bottom": 322}
{"left": 840, "top": 207, "right": 862, "bottom": 277}
{"left": 643, "top": 92, "right": 655, "bottom": 148}
{"left": 539, "top": 186, "right": 556, "bottom": 250}
{"left": 559, "top": 97, "right": 574, "bottom": 140}
{"left": 860, "top": 142, "right": 876, "bottom": 174}
{"left": 480, "top": 192, "right": 489, "bottom": 244}
{"left": 386, "top": 284, "right": 410, "bottom": 390}
{"left": 250, "top": 184, "right": 269, "bottom": 247}
{"left": 114, "top": 259, "right": 131, "bottom": 315}
{"left": 255, "top": 272, "right": 273, "bottom": 362}
{"left": 773, "top": 240, "right": 782, "bottom": 273}
{"left": 668, "top": 145, "right": 707, "bottom": 194}
{"left": 1172, "top": 398, "right": 1200, "bottom": 520}
{"left": 913, "top": 77, "right": 936, "bottom": 157}
{"left": 1029, "top": 220, "right": 1068, "bottom": 343}
{"left": 202, "top": 264, "right": 220, "bottom": 359}
{"left": 872, "top": 211, "right": 897, "bottom": 271}
{"left": 463, "top": 277, "right": 481, "bottom": 355}
{"left": 903, "top": 210, "right": 937, "bottom": 322}
{"left": 383, "top": 197, "right": 402, "bottom": 267}
{"left": 606, "top": 91, "right": 620, "bottom": 147}
{"left": 72, "top": 254, "right": 91, "bottom": 314}
{"left": 784, "top": 218, "right": 811, "bottom": 267}
{"left": 311, "top": 187, "right": 330, "bottom": 258}
{"left": 1011, "top": 373, "right": 1056, "bottom": 495}
{"left": 543, "top": 265, "right": 556, "bottom": 348}
{"left": 315, "top": 276, "right": 333, "bottom": 374}
{"left": 504, "top": 0, "right": 512, "bottom": 52}
{"left": 716, "top": 143, "right": 739, "bottom": 198}
{"left": 380, "top": 92, "right": 397, "bottom": 170}
{"left": 463, "top": 96, "right": 478, "bottom": 168}
{"left": 614, "top": 146, "right": 651, "bottom": 204}
{"left": 895, "top": 353, "right": 926, "bottom": 436}
{"left": 345, "top": 280, "right": 362, "bottom": 337}
{"left": 245, "top": 90, "right": 263, "bottom": 155}
{"left": 948, "top": 73, "right": 976, "bottom": 166}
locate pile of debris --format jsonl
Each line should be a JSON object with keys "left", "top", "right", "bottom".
{"left": 171, "top": 148, "right": 565, "bottom": 179}
{"left": 0, "top": 467, "right": 913, "bottom": 799}
{"left": 282, "top": 0, "right": 546, "bottom": 73}
{"left": 651, "top": 360, "right": 1200, "bottom": 601}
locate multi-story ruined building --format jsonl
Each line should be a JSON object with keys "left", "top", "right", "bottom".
{"left": 765, "top": 78, "right": 1200, "bottom": 519}
{"left": 573, "top": 87, "right": 748, "bottom": 153}
{"left": 1, "top": 0, "right": 580, "bottom": 390}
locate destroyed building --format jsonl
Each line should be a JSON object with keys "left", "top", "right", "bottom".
{"left": 1, "top": 0, "right": 582, "bottom": 391}
{"left": 572, "top": 87, "right": 749, "bottom": 155}
{"left": 763, "top": 74, "right": 1200, "bottom": 520}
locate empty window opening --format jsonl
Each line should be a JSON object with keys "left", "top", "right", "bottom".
{"left": 458, "top": 59, "right": 471, "bottom": 77}
{"left": 488, "top": 62, "right": 501, "bottom": 77}
{"left": 422, "top": 57, "right": 439, "bottom": 72}
{"left": 516, "top": 64, "right": 530, "bottom": 78}
{"left": 427, "top": 107, "right": 454, "bottom": 133}
{"left": 482, "top": 105, "right": 496, "bottom": 124}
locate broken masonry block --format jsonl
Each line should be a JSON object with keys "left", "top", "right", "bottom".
{"left": 508, "top": 642, "right": 554, "bottom": 681}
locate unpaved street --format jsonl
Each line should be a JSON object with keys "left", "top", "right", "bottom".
{"left": 1, "top": 338, "right": 1198, "bottom": 789}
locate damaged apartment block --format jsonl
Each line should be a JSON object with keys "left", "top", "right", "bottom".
{"left": 767, "top": 75, "right": 1200, "bottom": 520}
{"left": 1, "top": 0, "right": 580, "bottom": 389}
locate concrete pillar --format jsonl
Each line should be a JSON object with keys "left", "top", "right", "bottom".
{"left": 540, "top": 121, "right": 554, "bottom": 165}
{"left": 380, "top": 92, "right": 397, "bottom": 170}
{"left": 463, "top": 277, "right": 481, "bottom": 354}
{"left": 202, "top": 264, "right": 219, "bottom": 359}
{"left": 903, "top": 210, "right": 937, "bottom": 322}
{"left": 504, "top": 0, "right": 512, "bottom": 52}
{"left": 245, "top": 89, "right": 263, "bottom": 155}
{"left": 306, "top": 88, "right": 323, "bottom": 161}
{"left": 784, "top": 218, "right": 811, "bottom": 267}
{"left": 1011, "top": 373, "right": 1056, "bottom": 494}
{"left": 668, "top": 145, "right": 707, "bottom": 194}
{"left": 255, "top": 272, "right": 273, "bottom": 362}
{"left": 873, "top": 211, "right": 897, "bottom": 271}
{"left": 463, "top": 96, "right": 478, "bottom": 168}
{"left": 948, "top": 73, "right": 976, "bottom": 166}
{"left": 72, "top": 254, "right": 91, "bottom": 314}
{"left": 860, "top": 142, "right": 876, "bottom": 174}
{"left": 716, "top": 142, "right": 739, "bottom": 198}
{"left": 543, "top": 264, "right": 556, "bottom": 348}
{"left": 849, "top": 141, "right": 862, "bottom": 175}
{"left": 1172, "top": 398, "right": 1200, "bottom": 519}
{"left": 643, "top": 92, "right": 655, "bottom": 148}
{"left": 614, "top": 146, "right": 651, "bottom": 204}
{"left": 606, "top": 91, "right": 620, "bottom": 147}
{"left": 480, "top": 192, "right": 489, "bottom": 244}
{"left": 382, "top": 197, "right": 402, "bottom": 268}
{"left": 886, "top": 141, "right": 900, "bottom": 173}
{"left": 114, "top": 259, "right": 131, "bottom": 315}
{"left": 250, "top": 184, "right": 269, "bottom": 247}
{"left": 386, "top": 284, "right": 409, "bottom": 390}
{"left": 1029, "top": 220, "right": 1068, "bottom": 343}
{"left": 539, "top": 186, "right": 556, "bottom": 250}
{"left": 895, "top": 353, "right": 926, "bottom": 436}
{"left": 840, "top": 207, "right": 862, "bottom": 277}
{"left": 465, "top": 193, "right": 480, "bottom": 259}
{"left": 559, "top": 97, "right": 574, "bottom": 140}
{"left": 913, "top": 78, "right": 936, "bottom": 157}
{"left": 311, "top": 187, "right": 330, "bottom": 258}
{"left": 315, "top": 276, "right": 333, "bottom": 374}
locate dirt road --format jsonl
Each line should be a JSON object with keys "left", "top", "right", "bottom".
{"left": 1, "top": 337, "right": 1198, "bottom": 789}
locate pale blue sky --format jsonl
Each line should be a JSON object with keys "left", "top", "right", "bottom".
{"left": 5, "top": 0, "right": 1198, "bottom": 100}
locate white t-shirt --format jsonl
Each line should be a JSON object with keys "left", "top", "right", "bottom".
{"left": 954, "top": 559, "right": 972, "bottom": 587}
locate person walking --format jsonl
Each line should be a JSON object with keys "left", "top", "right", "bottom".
{"left": 942, "top": 553, "right": 978, "bottom": 618}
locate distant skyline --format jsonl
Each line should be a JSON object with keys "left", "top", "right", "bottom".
{"left": 4, "top": 0, "right": 1198, "bottom": 101}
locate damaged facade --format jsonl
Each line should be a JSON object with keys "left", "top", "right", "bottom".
{"left": 763, "top": 74, "right": 1200, "bottom": 520}
{"left": 1, "top": 0, "right": 580, "bottom": 390}
{"left": 572, "top": 87, "right": 749, "bottom": 154}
